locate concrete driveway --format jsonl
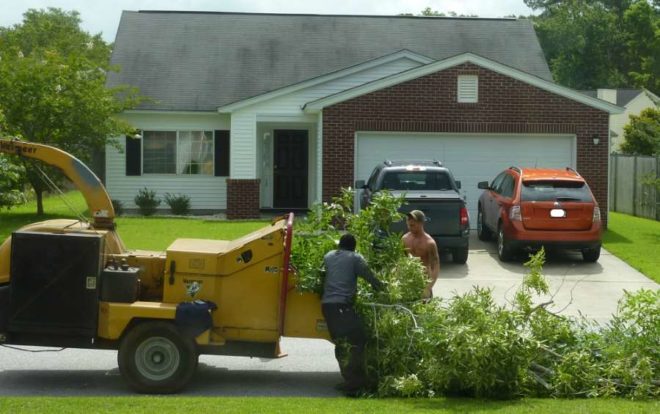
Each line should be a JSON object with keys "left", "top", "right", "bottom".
{"left": 435, "top": 234, "right": 659, "bottom": 325}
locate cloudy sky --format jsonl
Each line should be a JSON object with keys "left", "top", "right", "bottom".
{"left": 1, "top": 0, "right": 535, "bottom": 42}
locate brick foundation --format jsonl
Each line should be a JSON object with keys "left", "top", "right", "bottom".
{"left": 226, "top": 179, "right": 261, "bottom": 219}
{"left": 322, "top": 63, "right": 610, "bottom": 227}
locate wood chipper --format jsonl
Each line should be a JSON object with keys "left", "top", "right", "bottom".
{"left": 0, "top": 138, "right": 329, "bottom": 393}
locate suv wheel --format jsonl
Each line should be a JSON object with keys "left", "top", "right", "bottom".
{"left": 497, "top": 224, "right": 513, "bottom": 262}
{"left": 477, "top": 207, "right": 492, "bottom": 241}
{"left": 582, "top": 246, "right": 601, "bottom": 262}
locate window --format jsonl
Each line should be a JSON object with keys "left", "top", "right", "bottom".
{"left": 521, "top": 180, "right": 593, "bottom": 202}
{"left": 142, "top": 130, "right": 213, "bottom": 175}
{"left": 500, "top": 174, "right": 515, "bottom": 198}
{"left": 457, "top": 75, "right": 478, "bottom": 103}
{"left": 381, "top": 171, "right": 451, "bottom": 191}
{"left": 490, "top": 172, "right": 507, "bottom": 194}
{"left": 143, "top": 131, "right": 176, "bottom": 174}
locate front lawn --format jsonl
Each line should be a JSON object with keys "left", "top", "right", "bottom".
{"left": 603, "top": 212, "right": 660, "bottom": 283}
{"left": 0, "top": 396, "right": 657, "bottom": 414}
{"left": 0, "top": 192, "right": 267, "bottom": 250}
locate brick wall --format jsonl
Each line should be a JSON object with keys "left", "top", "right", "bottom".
{"left": 322, "top": 63, "right": 610, "bottom": 227}
{"left": 226, "top": 179, "right": 261, "bottom": 219}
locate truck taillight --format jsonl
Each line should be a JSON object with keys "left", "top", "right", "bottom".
{"left": 593, "top": 206, "right": 601, "bottom": 222}
{"left": 460, "top": 207, "right": 469, "bottom": 226}
{"left": 509, "top": 205, "right": 522, "bottom": 221}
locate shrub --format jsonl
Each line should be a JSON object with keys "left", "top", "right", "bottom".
{"left": 134, "top": 187, "right": 160, "bottom": 216}
{"left": 291, "top": 189, "right": 659, "bottom": 399}
{"left": 111, "top": 199, "right": 124, "bottom": 217}
{"left": 164, "top": 193, "right": 191, "bottom": 215}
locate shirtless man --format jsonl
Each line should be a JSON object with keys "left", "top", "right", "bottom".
{"left": 402, "top": 210, "right": 440, "bottom": 299}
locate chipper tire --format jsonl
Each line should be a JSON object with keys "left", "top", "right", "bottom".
{"left": 118, "top": 321, "right": 197, "bottom": 394}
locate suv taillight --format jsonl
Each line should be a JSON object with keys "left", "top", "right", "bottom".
{"left": 460, "top": 207, "right": 469, "bottom": 227}
{"left": 509, "top": 205, "right": 522, "bottom": 221}
{"left": 593, "top": 206, "right": 601, "bottom": 222}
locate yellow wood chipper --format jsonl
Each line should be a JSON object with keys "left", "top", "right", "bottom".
{"left": 0, "top": 138, "right": 329, "bottom": 393}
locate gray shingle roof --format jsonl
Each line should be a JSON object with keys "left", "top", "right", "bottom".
{"left": 580, "top": 89, "right": 643, "bottom": 106}
{"left": 107, "top": 11, "right": 553, "bottom": 111}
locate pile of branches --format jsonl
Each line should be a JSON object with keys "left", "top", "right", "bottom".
{"left": 291, "top": 189, "right": 659, "bottom": 399}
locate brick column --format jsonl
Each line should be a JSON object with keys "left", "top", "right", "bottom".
{"left": 226, "top": 179, "right": 260, "bottom": 219}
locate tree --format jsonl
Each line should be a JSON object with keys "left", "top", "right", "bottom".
{"left": 528, "top": 0, "right": 659, "bottom": 94}
{"left": 0, "top": 8, "right": 141, "bottom": 214}
{"left": 0, "top": 110, "right": 26, "bottom": 209}
{"left": 620, "top": 107, "right": 660, "bottom": 155}
{"left": 624, "top": 0, "right": 660, "bottom": 92}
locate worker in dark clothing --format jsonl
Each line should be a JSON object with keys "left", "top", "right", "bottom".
{"left": 322, "top": 233, "right": 383, "bottom": 395}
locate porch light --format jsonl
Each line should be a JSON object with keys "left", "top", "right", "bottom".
{"left": 592, "top": 134, "right": 599, "bottom": 145}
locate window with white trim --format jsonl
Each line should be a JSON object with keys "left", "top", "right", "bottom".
{"left": 457, "top": 75, "right": 478, "bottom": 103}
{"left": 142, "top": 130, "right": 214, "bottom": 175}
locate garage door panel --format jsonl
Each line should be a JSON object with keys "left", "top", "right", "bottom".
{"left": 355, "top": 133, "right": 574, "bottom": 229}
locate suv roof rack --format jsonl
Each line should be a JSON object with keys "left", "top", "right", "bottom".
{"left": 384, "top": 159, "right": 443, "bottom": 167}
{"left": 566, "top": 167, "right": 580, "bottom": 176}
{"left": 509, "top": 166, "right": 521, "bottom": 174}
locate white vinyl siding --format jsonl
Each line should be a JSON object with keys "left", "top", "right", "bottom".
{"left": 106, "top": 112, "right": 230, "bottom": 210}
{"left": 457, "top": 75, "right": 478, "bottom": 103}
{"left": 355, "top": 133, "right": 575, "bottom": 227}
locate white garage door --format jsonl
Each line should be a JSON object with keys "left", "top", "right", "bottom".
{"left": 355, "top": 132, "right": 575, "bottom": 228}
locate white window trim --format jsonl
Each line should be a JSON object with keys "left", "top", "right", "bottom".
{"left": 457, "top": 75, "right": 478, "bottom": 103}
{"left": 141, "top": 129, "right": 215, "bottom": 176}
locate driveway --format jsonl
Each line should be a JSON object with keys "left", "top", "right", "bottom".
{"left": 435, "top": 233, "right": 659, "bottom": 325}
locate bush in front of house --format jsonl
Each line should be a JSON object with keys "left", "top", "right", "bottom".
{"left": 134, "top": 187, "right": 160, "bottom": 216}
{"left": 164, "top": 193, "right": 191, "bottom": 215}
{"left": 111, "top": 199, "right": 124, "bottom": 217}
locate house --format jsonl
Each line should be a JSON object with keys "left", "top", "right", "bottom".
{"left": 580, "top": 89, "right": 659, "bottom": 153}
{"left": 106, "top": 11, "right": 622, "bottom": 225}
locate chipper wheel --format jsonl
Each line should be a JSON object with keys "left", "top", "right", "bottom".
{"left": 118, "top": 321, "right": 197, "bottom": 394}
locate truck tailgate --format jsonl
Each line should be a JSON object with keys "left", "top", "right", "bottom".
{"left": 391, "top": 192, "right": 464, "bottom": 236}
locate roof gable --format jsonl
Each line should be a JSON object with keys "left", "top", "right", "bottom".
{"left": 303, "top": 53, "right": 623, "bottom": 114}
{"left": 217, "top": 50, "right": 433, "bottom": 112}
{"left": 108, "top": 11, "right": 553, "bottom": 111}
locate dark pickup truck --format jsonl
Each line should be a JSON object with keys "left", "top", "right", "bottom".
{"left": 356, "top": 160, "right": 470, "bottom": 264}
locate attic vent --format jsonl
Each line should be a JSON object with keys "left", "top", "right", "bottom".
{"left": 457, "top": 75, "right": 478, "bottom": 103}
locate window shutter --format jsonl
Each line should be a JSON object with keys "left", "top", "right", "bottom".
{"left": 214, "top": 130, "right": 230, "bottom": 177}
{"left": 457, "top": 75, "right": 478, "bottom": 103}
{"left": 125, "top": 135, "right": 141, "bottom": 176}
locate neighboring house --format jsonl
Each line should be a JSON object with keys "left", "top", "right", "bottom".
{"left": 106, "top": 11, "right": 622, "bottom": 225}
{"left": 580, "top": 89, "right": 659, "bottom": 153}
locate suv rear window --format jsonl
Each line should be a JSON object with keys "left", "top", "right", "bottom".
{"left": 381, "top": 171, "right": 452, "bottom": 191}
{"left": 521, "top": 180, "right": 593, "bottom": 202}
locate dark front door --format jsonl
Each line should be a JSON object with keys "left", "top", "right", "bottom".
{"left": 274, "top": 130, "right": 308, "bottom": 208}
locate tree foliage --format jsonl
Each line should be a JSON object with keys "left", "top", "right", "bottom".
{"left": 620, "top": 107, "right": 660, "bottom": 155}
{"left": 528, "top": 0, "right": 659, "bottom": 93}
{"left": 293, "top": 190, "right": 659, "bottom": 398}
{"left": 0, "top": 8, "right": 142, "bottom": 213}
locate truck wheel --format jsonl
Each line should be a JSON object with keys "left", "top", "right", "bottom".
{"left": 497, "top": 224, "right": 513, "bottom": 262}
{"left": 118, "top": 321, "right": 197, "bottom": 394}
{"left": 452, "top": 247, "right": 469, "bottom": 264}
{"left": 477, "top": 208, "right": 492, "bottom": 241}
{"left": 582, "top": 246, "right": 601, "bottom": 263}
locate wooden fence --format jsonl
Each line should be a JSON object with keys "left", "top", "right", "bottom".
{"left": 610, "top": 155, "right": 659, "bottom": 220}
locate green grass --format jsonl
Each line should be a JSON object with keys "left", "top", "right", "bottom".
{"left": 603, "top": 212, "right": 660, "bottom": 283}
{"left": 0, "top": 397, "right": 656, "bottom": 414}
{"left": 0, "top": 192, "right": 268, "bottom": 250}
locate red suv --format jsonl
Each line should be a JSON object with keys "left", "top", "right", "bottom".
{"left": 477, "top": 167, "right": 602, "bottom": 262}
